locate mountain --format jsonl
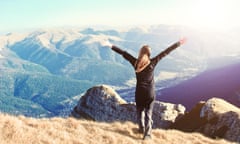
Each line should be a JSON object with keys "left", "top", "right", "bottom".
{"left": 1, "top": 25, "right": 240, "bottom": 117}
{"left": 5, "top": 29, "right": 134, "bottom": 84}
{"left": 0, "top": 71, "right": 93, "bottom": 117}
{"left": 0, "top": 26, "right": 202, "bottom": 117}
{"left": 157, "top": 62, "right": 240, "bottom": 110}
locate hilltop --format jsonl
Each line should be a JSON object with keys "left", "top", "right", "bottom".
{"left": 70, "top": 85, "right": 240, "bottom": 143}
{"left": 0, "top": 85, "right": 239, "bottom": 144}
{"left": 0, "top": 113, "right": 234, "bottom": 144}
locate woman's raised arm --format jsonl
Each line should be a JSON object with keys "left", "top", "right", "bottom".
{"left": 151, "top": 38, "right": 186, "bottom": 65}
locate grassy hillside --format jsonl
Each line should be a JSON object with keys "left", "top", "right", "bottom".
{"left": 0, "top": 71, "right": 94, "bottom": 117}
{"left": 0, "top": 113, "right": 234, "bottom": 144}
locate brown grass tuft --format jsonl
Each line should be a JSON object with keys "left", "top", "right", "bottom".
{"left": 0, "top": 113, "right": 236, "bottom": 144}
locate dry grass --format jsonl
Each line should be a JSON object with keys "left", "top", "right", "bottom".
{"left": 0, "top": 113, "right": 236, "bottom": 144}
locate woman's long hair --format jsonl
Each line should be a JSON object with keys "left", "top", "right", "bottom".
{"left": 135, "top": 45, "right": 151, "bottom": 73}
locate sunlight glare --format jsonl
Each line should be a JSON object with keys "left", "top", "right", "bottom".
{"left": 185, "top": 0, "right": 238, "bottom": 30}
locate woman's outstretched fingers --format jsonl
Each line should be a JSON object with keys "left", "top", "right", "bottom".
{"left": 101, "top": 40, "right": 113, "bottom": 48}
{"left": 179, "top": 37, "right": 187, "bottom": 45}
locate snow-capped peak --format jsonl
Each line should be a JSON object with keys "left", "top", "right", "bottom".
{"left": 0, "top": 32, "right": 27, "bottom": 49}
{"left": 83, "top": 34, "right": 122, "bottom": 45}
{"left": 26, "top": 29, "right": 84, "bottom": 50}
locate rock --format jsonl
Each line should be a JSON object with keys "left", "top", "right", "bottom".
{"left": 200, "top": 98, "right": 240, "bottom": 118}
{"left": 71, "top": 85, "right": 185, "bottom": 128}
{"left": 171, "top": 97, "right": 240, "bottom": 143}
{"left": 71, "top": 85, "right": 135, "bottom": 122}
{"left": 170, "top": 101, "right": 207, "bottom": 132}
{"left": 200, "top": 98, "right": 240, "bottom": 142}
{"left": 153, "top": 101, "right": 185, "bottom": 128}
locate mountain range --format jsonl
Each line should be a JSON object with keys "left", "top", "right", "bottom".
{"left": 0, "top": 25, "right": 240, "bottom": 116}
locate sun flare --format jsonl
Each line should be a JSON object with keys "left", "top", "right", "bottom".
{"left": 184, "top": 0, "right": 239, "bottom": 30}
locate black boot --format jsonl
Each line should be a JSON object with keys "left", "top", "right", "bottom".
{"left": 143, "top": 134, "right": 152, "bottom": 140}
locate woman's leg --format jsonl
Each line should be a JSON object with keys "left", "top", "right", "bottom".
{"left": 144, "top": 100, "right": 154, "bottom": 138}
{"left": 136, "top": 106, "right": 145, "bottom": 133}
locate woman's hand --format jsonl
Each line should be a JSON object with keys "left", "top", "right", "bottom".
{"left": 179, "top": 37, "right": 187, "bottom": 45}
{"left": 101, "top": 40, "right": 113, "bottom": 48}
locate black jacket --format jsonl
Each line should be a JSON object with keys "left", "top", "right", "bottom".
{"left": 111, "top": 42, "right": 180, "bottom": 107}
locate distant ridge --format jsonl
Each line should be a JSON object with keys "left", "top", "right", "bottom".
{"left": 158, "top": 62, "right": 240, "bottom": 110}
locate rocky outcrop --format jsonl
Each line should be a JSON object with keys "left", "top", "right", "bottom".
{"left": 71, "top": 85, "right": 185, "bottom": 128}
{"left": 171, "top": 98, "right": 240, "bottom": 143}
{"left": 200, "top": 98, "right": 240, "bottom": 142}
{"left": 70, "top": 85, "right": 240, "bottom": 142}
{"left": 71, "top": 85, "right": 136, "bottom": 122}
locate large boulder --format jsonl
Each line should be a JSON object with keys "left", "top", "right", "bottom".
{"left": 200, "top": 98, "right": 240, "bottom": 142}
{"left": 71, "top": 85, "right": 136, "bottom": 122}
{"left": 71, "top": 85, "right": 185, "bottom": 128}
{"left": 171, "top": 97, "right": 240, "bottom": 143}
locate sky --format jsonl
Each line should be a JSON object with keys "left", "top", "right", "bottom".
{"left": 1, "top": 0, "right": 240, "bottom": 33}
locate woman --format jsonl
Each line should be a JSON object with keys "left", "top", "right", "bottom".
{"left": 103, "top": 38, "right": 186, "bottom": 140}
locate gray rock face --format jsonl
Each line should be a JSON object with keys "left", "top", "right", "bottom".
{"left": 171, "top": 97, "right": 240, "bottom": 143}
{"left": 71, "top": 85, "right": 185, "bottom": 128}
{"left": 200, "top": 98, "right": 240, "bottom": 142}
